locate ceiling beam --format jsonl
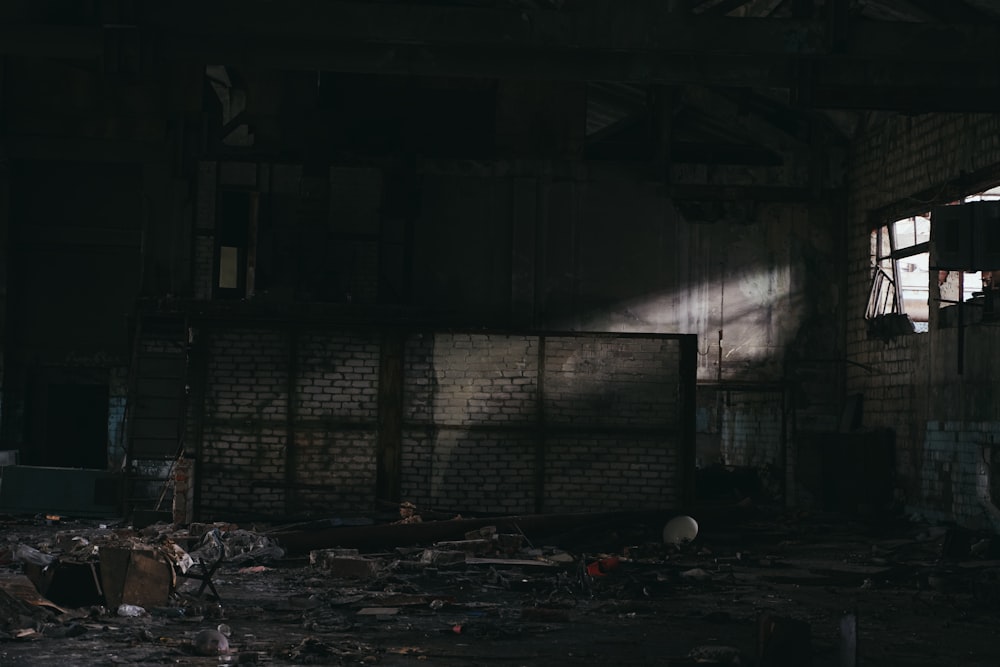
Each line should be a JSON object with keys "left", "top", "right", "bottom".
{"left": 891, "top": 0, "right": 996, "bottom": 23}
{"left": 695, "top": 0, "right": 755, "bottom": 15}
{"left": 682, "top": 87, "right": 807, "bottom": 153}
{"left": 5, "top": 2, "right": 1000, "bottom": 63}
{"left": 4, "top": 5, "right": 1000, "bottom": 112}
{"left": 668, "top": 183, "right": 828, "bottom": 201}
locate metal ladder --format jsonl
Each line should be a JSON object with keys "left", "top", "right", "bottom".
{"left": 122, "top": 310, "right": 189, "bottom": 520}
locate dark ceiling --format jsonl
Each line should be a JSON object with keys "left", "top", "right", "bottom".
{"left": 3, "top": 0, "right": 1000, "bottom": 205}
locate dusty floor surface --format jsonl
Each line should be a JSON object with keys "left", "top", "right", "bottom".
{"left": 1, "top": 508, "right": 1000, "bottom": 666}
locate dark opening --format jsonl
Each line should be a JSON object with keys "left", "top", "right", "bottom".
{"left": 216, "top": 189, "right": 253, "bottom": 298}
{"left": 45, "top": 384, "right": 109, "bottom": 469}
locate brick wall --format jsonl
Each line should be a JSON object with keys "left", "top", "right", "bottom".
{"left": 195, "top": 327, "right": 383, "bottom": 518}
{"left": 292, "top": 332, "right": 380, "bottom": 513}
{"left": 400, "top": 332, "right": 540, "bottom": 513}
{"left": 920, "top": 421, "right": 1000, "bottom": 529}
{"left": 400, "top": 332, "right": 689, "bottom": 514}
{"left": 545, "top": 435, "right": 678, "bottom": 512}
{"left": 192, "top": 327, "right": 692, "bottom": 519}
{"left": 846, "top": 112, "right": 1000, "bottom": 524}
{"left": 424, "top": 430, "right": 537, "bottom": 514}
{"left": 544, "top": 337, "right": 679, "bottom": 429}
{"left": 199, "top": 328, "right": 289, "bottom": 517}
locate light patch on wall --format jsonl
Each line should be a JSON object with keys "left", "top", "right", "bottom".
{"left": 219, "top": 246, "right": 239, "bottom": 289}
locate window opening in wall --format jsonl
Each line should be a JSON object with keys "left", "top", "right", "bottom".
{"left": 215, "top": 189, "right": 258, "bottom": 298}
{"left": 868, "top": 186, "right": 1000, "bottom": 337}
{"left": 935, "top": 186, "right": 1000, "bottom": 327}
{"left": 868, "top": 214, "right": 930, "bottom": 336}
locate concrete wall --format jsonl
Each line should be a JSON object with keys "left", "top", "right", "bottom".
{"left": 411, "top": 167, "right": 840, "bottom": 385}
{"left": 846, "top": 112, "right": 1000, "bottom": 528}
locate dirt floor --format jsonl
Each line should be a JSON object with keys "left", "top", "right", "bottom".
{"left": 2, "top": 507, "right": 1000, "bottom": 666}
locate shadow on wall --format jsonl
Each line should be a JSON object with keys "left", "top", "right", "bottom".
{"left": 406, "top": 332, "right": 689, "bottom": 515}
{"left": 795, "top": 429, "right": 896, "bottom": 515}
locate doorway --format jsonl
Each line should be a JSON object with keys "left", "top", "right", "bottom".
{"left": 44, "top": 384, "right": 109, "bottom": 469}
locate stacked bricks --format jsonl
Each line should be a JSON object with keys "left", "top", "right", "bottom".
{"left": 192, "top": 326, "right": 689, "bottom": 518}
{"left": 399, "top": 332, "right": 685, "bottom": 513}
{"left": 543, "top": 337, "right": 679, "bottom": 429}
{"left": 543, "top": 336, "right": 681, "bottom": 511}
{"left": 415, "top": 333, "right": 539, "bottom": 427}
{"left": 401, "top": 333, "right": 539, "bottom": 513}
{"left": 296, "top": 333, "right": 379, "bottom": 421}
{"left": 427, "top": 431, "right": 536, "bottom": 514}
{"left": 292, "top": 332, "right": 380, "bottom": 513}
{"left": 292, "top": 431, "right": 377, "bottom": 513}
{"left": 200, "top": 329, "right": 289, "bottom": 518}
{"left": 544, "top": 436, "right": 679, "bottom": 513}
{"left": 919, "top": 421, "right": 1000, "bottom": 530}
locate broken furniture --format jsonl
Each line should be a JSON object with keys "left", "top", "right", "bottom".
{"left": 175, "top": 528, "right": 225, "bottom": 600}
{"left": 99, "top": 547, "right": 173, "bottom": 610}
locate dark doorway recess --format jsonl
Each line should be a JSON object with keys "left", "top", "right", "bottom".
{"left": 45, "top": 384, "right": 109, "bottom": 469}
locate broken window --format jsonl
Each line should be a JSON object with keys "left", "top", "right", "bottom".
{"left": 867, "top": 187, "right": 1000, "bottom": 337}
{"left": 867, "top": 214, "right": 931, "bottom": 335}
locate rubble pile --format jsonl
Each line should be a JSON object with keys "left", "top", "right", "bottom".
{"left": 1, "top": 507, "right": 1000, "bottom": 665}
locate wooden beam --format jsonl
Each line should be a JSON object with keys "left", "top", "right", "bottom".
{"left": 0, "top": 25, "right": 102, "bottom": 59}
{"left": 5, "top": 135, "right": 168, "bottom": 163}
{"left": 682, "top": 87, "right": 806, "bottom": 153}
{"left": 668, "top": 183, "right": 831, "bottom": 201}
{"left": 811, "top": 85, "right": 1000, "bottom": 112}
{"left": 152, "top": 14, "right": 828, "bottom": 58}
{"left": 3, "top": 7, "right": 1000, "bottom": 112}
{"left": 884, "top": 0, "right": 992, "bottom": 23}
{"left": 3, "top": 4, "right": 1000, "bottom": 67}
{"left": 671, "top": 141, "right": 783, "bottom": 166}
{"left": 698, "top": 0, "right": 756, "bottom": 15}
{"left": 740, "top": 0, "right": 788, "bottom": 16}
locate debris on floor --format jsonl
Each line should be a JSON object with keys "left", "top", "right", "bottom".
{"left": 1, "top": 508, "right": 1000, "bottom": 665}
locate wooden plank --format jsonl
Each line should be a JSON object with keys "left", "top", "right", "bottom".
{"left": 465, "top": 557, "right": 556, "bottom": 567}
{"left": 0, "top": 575, "right": 71, "bottom": 614}
{"left": 99, "top": 548, "right": 172, "bottom": 610}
